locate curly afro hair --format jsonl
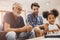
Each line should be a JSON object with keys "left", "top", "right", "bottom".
{"left": 42, "top": 9, "right": 59, "bottom": 19}
{"left": 42, "top": 11, "right": 49, "bottom": 18}
{"left": 51, "top": 9, "right": 59, "bottom": 18}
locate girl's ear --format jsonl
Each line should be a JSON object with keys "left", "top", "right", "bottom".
{"left": 46, "top": 18, "right": 48, "bottom": 21}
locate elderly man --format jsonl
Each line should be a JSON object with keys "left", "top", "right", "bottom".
{"left": 4, "top": 2, "right": 34, "bottom": 40}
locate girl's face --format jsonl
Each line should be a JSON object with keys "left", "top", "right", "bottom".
{"left": 47, "top": 14, "right": 55, "bottom": 25}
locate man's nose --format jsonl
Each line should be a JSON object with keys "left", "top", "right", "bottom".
{"left": 35, "top": 10, "right": 38, "bottom": 11}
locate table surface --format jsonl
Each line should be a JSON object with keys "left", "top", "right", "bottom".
{"left": 27, "top": 36, "right": 60, "bottom": 40}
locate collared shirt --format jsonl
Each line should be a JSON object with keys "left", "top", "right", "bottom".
{"left": 26, "top": 13, "right": 43, "bottom": 28}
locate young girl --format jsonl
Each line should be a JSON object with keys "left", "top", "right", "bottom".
{"left": 43, "top": 9, "right": 60, "bottom": 35}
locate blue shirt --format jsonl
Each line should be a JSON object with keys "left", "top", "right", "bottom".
{"left": 26, "top": 13, "right": 43, "bottom": 28}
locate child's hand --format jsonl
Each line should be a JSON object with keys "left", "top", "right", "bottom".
{"left": 49, "top": 29, "right": 59, "bottom": 33}
{"left": 52, "top": 29, "right": 59, "bottom": 33}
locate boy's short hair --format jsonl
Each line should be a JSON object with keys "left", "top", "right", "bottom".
{"left": 31, "top": 2, "right": 40, "bottom": 9}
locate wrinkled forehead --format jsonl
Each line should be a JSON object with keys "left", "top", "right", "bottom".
{"left": 12, "top": 2, "right": 22, "bottom": 8}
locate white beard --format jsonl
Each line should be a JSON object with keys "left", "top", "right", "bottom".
{"left": 13, "top": 13, "right": 20, "bottom": 17}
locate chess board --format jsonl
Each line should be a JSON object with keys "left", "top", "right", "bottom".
{"left": 45, "top": 32, "right": 60, "bottom": 38}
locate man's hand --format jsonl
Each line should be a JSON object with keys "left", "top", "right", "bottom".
{"left": 24, "top": 25, "right": 32, "bottom": 32}
{"left": 27, "top": 25, "right": 32, "bottom": 31}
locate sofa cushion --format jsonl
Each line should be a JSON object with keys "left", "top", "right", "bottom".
{"left": 0, "top": 31, "right": 7, "bottom": 40}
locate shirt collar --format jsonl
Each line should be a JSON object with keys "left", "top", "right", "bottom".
{"left": 32, "top": 12, "right": 38, "bottom": 17}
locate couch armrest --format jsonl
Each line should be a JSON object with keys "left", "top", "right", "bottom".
{"left": 0, "top": 31, "right": 7, "bottom": 40}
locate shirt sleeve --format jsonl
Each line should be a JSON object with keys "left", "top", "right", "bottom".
{"left": 26, "top": 14, "right": 35, "bottom": 27}
{"left": 3, "top": 13, "right": 11, "bottom": 24}
{"left": 19, "top": 16, "right": 25, "bottom": 27}
{"left": 40, "top": 16, "right": 43, "bottom": 24}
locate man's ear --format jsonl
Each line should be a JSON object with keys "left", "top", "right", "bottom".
{"left": 12, "top": 7, "right": 14, "bottom": 10}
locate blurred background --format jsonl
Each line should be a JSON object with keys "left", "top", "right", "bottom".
{"left": 0, "top": 0, "right": 60, "bottom": 27}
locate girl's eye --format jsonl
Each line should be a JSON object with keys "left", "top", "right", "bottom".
{"left": 52, "top": 18, "right": 54, "bottom": 19}
{"left": 49, "top": 18, "right": 51, "bottom": 19}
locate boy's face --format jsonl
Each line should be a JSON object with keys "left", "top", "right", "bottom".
{"left": 32, "top": 6, "right": 39, "bottom": 15}
{"left": 47, "top": 14, "right": 55, "bottom": 24}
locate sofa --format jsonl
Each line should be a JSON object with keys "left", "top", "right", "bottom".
{"left": 0, "top": 31, "right": 6, "bottom": 40}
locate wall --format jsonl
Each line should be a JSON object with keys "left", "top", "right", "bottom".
{"left": 0, "top": 0, "right": 60, "bottom": 24}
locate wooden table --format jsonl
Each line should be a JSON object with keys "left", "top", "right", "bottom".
{"left": 27, "top": 36, "right": 60, "bottom": 40}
